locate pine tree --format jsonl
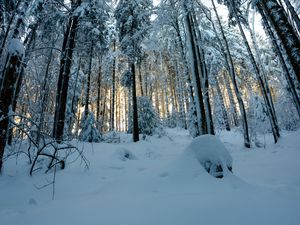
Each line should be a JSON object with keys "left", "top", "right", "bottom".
{"left": 79, "top": 112, "right": 102, "bottom": 143}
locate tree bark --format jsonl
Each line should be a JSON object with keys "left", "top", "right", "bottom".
{"left": 111, "top": 40, "right": 116, "bottom": 131}
{"left": 53, "top": 5, "right": 80, "bottom": 143}
{"left": 257, "top": 3, "right": 300, "bottom": 118}
{"left": 0, "top": 51, "right": 23, "bottom": 173}
{"left": 184, "top": 6, "right": 208, "bottom": 135}
{"left": 282, "top": 0, "right": 300, "bottom": 34}
{"left": 96, "top": 56, "right": 102, "bottom": 128}
{"left": 211, "top": 0, "right": 250, "bottom": 147}
{"left": 131, "top": 63, "right": 139, "bottom": 142}
{"left": 84, "top": 44, "right": 93, "bottom": 118}
{"left": 229, "top": 0, "right": 280, "bottom": 143}
{"left": 259, "top": 0, "right": 300, "bottom": 83}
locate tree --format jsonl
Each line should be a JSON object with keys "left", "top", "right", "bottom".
{"left": 219, "top": 0, "right": 280, "bottom": 143}
{"left": 53, "top": 0, "right": 82, "bottom": 143}
{"left": 256, "top": 0, "right": 300, "bottom": 83}
{"left": 115, "top": 0, "right": 152, "bottom": 142}
{"left": 79, "top": 112, "right": 102, "bottom": 143}
{"left": 182, "top": 0, "right": 208, "bottom": 135}
{"left": 0, "top": 38, "right": 24, "bottom": 172}
{"left": 256, "top": 2, "right": 300, "bottom": 118}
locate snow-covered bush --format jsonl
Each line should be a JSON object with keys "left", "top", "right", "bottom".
{"left": 79, "top": 112, "right": 102, "bottom": 142}
{"left": 186, "top": 135, "right": 233, "bottom": 178}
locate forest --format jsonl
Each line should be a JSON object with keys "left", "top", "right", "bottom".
{"left": 0, "top": 0, "right": 300, "bottom": 224}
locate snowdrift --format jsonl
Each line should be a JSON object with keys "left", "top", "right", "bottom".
{"left": 1, "top": 129, "right": 300, "bottom": 225}
{"left": 185, "top": 134, "right": 233, "bottom": 178}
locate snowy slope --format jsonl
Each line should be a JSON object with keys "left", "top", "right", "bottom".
{"left": 1, "top": 129, "right": 300, "bottom": 225}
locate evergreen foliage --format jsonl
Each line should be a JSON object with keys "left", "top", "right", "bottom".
{"left": 79, "top": 112, "right": 102, "bottom": 143}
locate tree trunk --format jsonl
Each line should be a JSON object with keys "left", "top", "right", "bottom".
{"left": 184, "top": 6, "right": 207, "bottom": 135}
{"left": 111, "top": 40, "right": 116, "bottom": 131}
{"left": 84, "top": 44, "right": 93, "bottom": 118}
{"left": 138, "top": 62, "right": 144, "bottom": 96}
{"left": 191, "top": 11, "right": 215, "bottom": 135}
{"left": 0, "top": 46, "right": 23, "bottom": 173}
{"left": 257, "top": 4, "right": 300, "bottom": 118}
{"left": 96, "top": 56, "right": 102, "bottom": 128}
{"left": 229, "top": 0, "right": 280, "bottom": 143}
{"left": 53, "top": 3, "right": 80, "bottom": 143}
{"left": 0, "top": 0, "right": 21, "bottom": 58}
{"left": 131, "top": 63, "right": 139, "bottom": 142}
{"left": 259, "top": 0, "right": 300, "bottom": 83}
{"left": 211, "top": 0, "right": 250, "bottom": 147}
{"left": 249, "top": 15, "right": 279, "bottom": 126}
{"left": 282, "top": 0, "right": 300, "bottom": 34}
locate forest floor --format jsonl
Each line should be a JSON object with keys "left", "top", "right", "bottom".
{"left": 1, "top": 128, "right": 300, "bottom": 225}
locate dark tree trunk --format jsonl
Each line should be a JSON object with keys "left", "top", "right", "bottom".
{"left": 138, "top": 62, "right": 144, "bottom": 96}
{"left": 0, "top": 0, "right": 21, "bottom": 58}
{"left": 259, "top": 0, "right": 300, "bottom": 82}
{"left": 257, "top": 3, "right": 300, "bottom": 118}
{"left": 7, "top": 22, "right": 38, "bottom": 145}
{"left": 53, "top": 5, "right": 80, "bottom": 143}
{"left": 131, "top": 63, "right": 139, "bottom": 142}
{"left": 184, "top": 7, "right": 208, "bottom": 135}
{"left": 96, "top": 56, "right": 102, "bottom": 128}
{"left": 0, "top": 50, "right": 23, "bottom": 173}
{"left": 282, "top": 0, "right": 300, "bottom": 34}
{"left": 84, "top": 44, "right": 93, "bottom": 118}
{"left": 191, "top": 12, "right": 215, "bottom": 135}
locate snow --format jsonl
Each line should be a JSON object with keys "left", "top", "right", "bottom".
{"left": 7, "top": 38, "right": 25, "bottom": 56}
{"left": 185, "top": 134, "right": 232, "bottom": 169}
{"left": 1, "top": 128, "right": 300, "bottom": 225}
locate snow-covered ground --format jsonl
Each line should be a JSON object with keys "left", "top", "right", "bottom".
{"left": 1, "top": 128, "right": 300, "bottom": 225}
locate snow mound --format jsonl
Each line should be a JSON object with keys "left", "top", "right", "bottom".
{"left": 185, "top": 135, "right": 233, "bottom": 178}
{"left": 8, "top": 38, "right": 25, "bottom": 56}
